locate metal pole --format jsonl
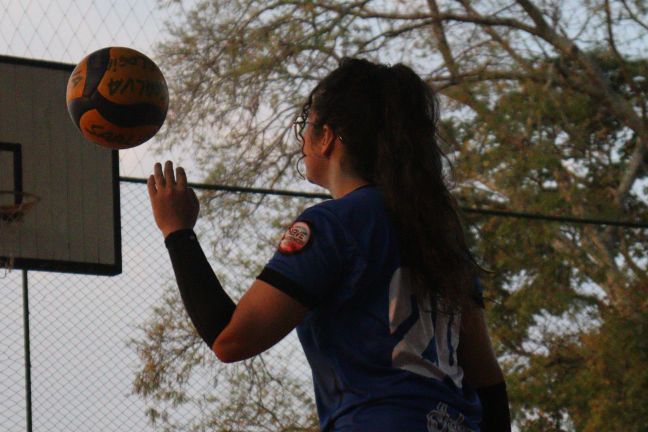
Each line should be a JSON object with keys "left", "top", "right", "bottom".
{"left": 118, "top": 176, "right": 648, "bottom": 228}
{"left": 22, "top": 269, "right": 33, "bottom": 432}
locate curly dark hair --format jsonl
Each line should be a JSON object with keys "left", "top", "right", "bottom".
{"left": 295, "top": 57, "right": 491, "bottom": 313}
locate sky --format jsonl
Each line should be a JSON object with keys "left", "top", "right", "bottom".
{"left": 0, "top": 0, "right": 201, "bottom": 180}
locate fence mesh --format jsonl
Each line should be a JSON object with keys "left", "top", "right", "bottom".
{"left": 0, "top": 0, "right": 191, "bottom": 181}
{"left": 0, "top": 2, "right": 321, "bottom": 429}
{"left": 1, "top": 182, "right": 320, "bottom": 431}
{"left": 1, "top": 1, "right": 647, "bottom": 431}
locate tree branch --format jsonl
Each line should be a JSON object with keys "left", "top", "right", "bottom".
{"left": 603, "top": 0, "right": 644, "bottom": 101}
{"left": 427, "top": 0, "right": 459, "bottom": 78}
{"left": 355, "top": 19, "right": 436, "bottom": 53}
{"left": 429, "top": 69, "right": 550, "bottom": 90}
{"left": 305, "top": 0, "right": 542, "bottom": 34}
{"left": 515, "top": 0, "right": 648, "bottom": 265}
{"left": 619, "top": 0, "right": 648, "bottom": 31}
{"left": 619, "top": 229, "right": 648, "bottom": 280}
{"left": 614, "top": 136, "right": 647, "bottom": 209}
{"left": 456, "top": 0, "right": 536, "bottom": 74}
{"left": 514, "top": 0, "right": 648, "bottom": 139}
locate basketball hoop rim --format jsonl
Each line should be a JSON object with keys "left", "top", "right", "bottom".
{"left": 0, "top": 190, "right": 41, "bottom": 223}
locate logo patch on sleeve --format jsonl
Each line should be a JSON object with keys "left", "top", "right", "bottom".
{"left": 278, "top": 221, "right": 312, "bottom": 254}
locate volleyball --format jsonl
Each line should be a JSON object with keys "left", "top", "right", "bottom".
{"left": 66, "top": 47, "right": 168, "bottom": 149}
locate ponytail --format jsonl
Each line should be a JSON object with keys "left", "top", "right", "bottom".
{"left": 302, "top": 58, "right": 490, "bottom": 312}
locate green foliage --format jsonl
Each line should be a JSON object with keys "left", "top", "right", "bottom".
{"left": 138, "top": 0, "right": 648, "bottom": 430}
{"left": 569, "top": 304, "right": 648, "bottom": 431}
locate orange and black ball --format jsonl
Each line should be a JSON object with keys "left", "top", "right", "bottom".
{"left": 66, "top": 47, "right": 168, "bottom": 149}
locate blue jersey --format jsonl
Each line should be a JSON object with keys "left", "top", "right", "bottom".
{"left": 257, "top": 185, "right": 483, "bottom": 432}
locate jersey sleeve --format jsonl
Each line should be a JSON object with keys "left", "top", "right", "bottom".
{"left": 257, "top": 205, "right": 353, "bottom": 309}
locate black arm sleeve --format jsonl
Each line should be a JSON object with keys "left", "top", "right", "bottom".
{"left": 164, "top": 229, "right": 236, "bottom": 348}
{"left": 476, "top": 381, "right": 512, "bottom": 432}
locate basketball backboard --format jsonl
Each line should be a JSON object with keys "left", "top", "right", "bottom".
{"left": 0, "top": 55, "right": 121, "bottom": 276}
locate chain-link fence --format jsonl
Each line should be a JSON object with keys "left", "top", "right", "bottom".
{"left": 2, "top": 1, "right": 648, "bottom": 431}
{"left": 0, "top": 0, "right": 194, "bottom": 180}
{"left": 0, "top": 2, "right": 324, "bottom": 430}
{"left": 1, "top": 181, "right": 323, "bottom": 431}
{"left": 2, "top": 176, "right": 643, "bottom": 432}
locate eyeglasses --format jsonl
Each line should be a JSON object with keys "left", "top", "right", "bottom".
{"left": 292, "top": 117, "right": 344, "bottom": 144}
{"left": 292, "top": 117, "right": 319, "bottom": 143}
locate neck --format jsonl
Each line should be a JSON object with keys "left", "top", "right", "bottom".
{"left": 314, "top": 147, "right": 370, "bottom": 198}
{"left": 327, "top": 176, "right": 371, "bottom": 199}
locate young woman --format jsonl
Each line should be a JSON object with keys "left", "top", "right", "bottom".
{"left": 148, "top": 58, "right": 511, "bottom": 431}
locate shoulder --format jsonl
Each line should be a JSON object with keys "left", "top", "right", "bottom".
{"left": 300, "top": 199, "right": 339, "bottom": 219}
{"left": 294, "top": 202, "right": 347, "bottom": 244}
{"left": 288, "top": 186, "right": 384, "bottom": 248}
{"left": 275, "top": 201, "right": 348, "bottom": 256}
{"left": 304, "top": 185, "right": 383, "bottom": 219}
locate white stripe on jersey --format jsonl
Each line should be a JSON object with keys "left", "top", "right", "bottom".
{"left": 388, "top": 267, "right": 464, "bottom": 388}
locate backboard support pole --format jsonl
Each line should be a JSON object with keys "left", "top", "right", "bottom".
{"left": 22, "top": 269, "right": 33, "bottom": 432}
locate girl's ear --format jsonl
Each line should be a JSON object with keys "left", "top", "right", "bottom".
{"left": 321, "top": 124, "right": 337, "bottom": 158}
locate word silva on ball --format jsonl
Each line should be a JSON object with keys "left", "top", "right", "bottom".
{"left": 66, "top": 46, "right": 169, "bottom": 149}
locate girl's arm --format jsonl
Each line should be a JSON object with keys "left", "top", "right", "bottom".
{"left": 458, "top": 305, "right": 511, "bottom": 431}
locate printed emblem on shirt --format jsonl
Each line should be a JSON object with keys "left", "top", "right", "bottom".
{"left": 426, "top": 402, "right": 473, "bottom": 432}
{"left": 278, "top": 221, "right": 312, "bottom": 254}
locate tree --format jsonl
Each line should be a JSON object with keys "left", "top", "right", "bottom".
{"left": 130, "top": 284, "right": 320, "bottom": 431}
{"left": 131, "top": 1, "right": 648, "bottom": 430}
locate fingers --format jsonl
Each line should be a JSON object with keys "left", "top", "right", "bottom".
{"left": 153, "top": 162, "right": 165, "bottom": 187}
{"left": 164, "top": 160, "right": 176, "bottom": 186}
{"left": 147, "top": 175, "right": 156, "bottom": 196}
{"left": 153, "top": 161, "right": 187, "bottom": 189}
{"left": 176, "top": 166, "right": 187, "bottom": 187}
